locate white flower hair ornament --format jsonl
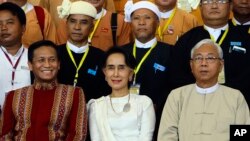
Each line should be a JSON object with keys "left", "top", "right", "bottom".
{"left": 57, "top": 0, "right": 72, "bottom": 19}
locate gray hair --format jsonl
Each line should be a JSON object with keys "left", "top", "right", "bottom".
{"left": 190, "top": 39, "right": 223, "bottom": 59}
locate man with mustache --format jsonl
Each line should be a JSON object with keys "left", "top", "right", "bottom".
{"left": 171, "top": 0, "right": 250, "bottom": 106}
{"left": 0, "top": 2, "right": 31, "bottom": 111}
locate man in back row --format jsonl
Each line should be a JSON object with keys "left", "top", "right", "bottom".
{"left": 57, "top": 0, "right": 109, "bottom": 102}
{"left": 57, "top": 0, "right": 132, "bottom": 51}
{"left": 0, "top": 2, "right": 31, "bottom": 110}
{"left": 5, "top": 0, "right": 57, "bottom": 47}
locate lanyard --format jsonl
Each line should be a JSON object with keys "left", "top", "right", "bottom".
{"left": 211, "top": 28, "right": 228, "bottom": 46}
{"left": 132, "top": 42, "right": 157, "bottom": 83}
{"left": 88, "top": 11, "right": 104, "bottom": 44}
{"left": 205, "top": 26, "right": 229, "bottom": 46}
{"left": 1, "top": 47, "right": 25, "bottom": 86}
{"left": 66, "top": 44, "right": 89, "bottom": 87}
{"left": 232, "top": 18, "right": 237, "bottom": 26}
{"left": 157, "top": 8, "right": 176, "bottom": 41}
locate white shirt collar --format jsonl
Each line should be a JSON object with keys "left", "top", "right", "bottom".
{"left": 96, "top": 8, "right": 107, "bottom": 20}
{"left": 204, "top": 24, "right": 228, "bottom": 41}
{"left": 0, "top": 45, "right": 25, "bottom": 57}
{"left": 195, "top": 83, "right": 219, "bottom": 95}
{"left": 160, "top": 9, "right": 174, "bottom": 19}
{"left": 21, "top": 2, "right": 33, "bottom": 14}
{"left": 233, "top": 17, "right": 250, "bottom": 25}
{"left": 66, "top": 41, "right": 88, "bottom": 54}
{"left": 135, "top": 38, "right": 157, "bottom": 48}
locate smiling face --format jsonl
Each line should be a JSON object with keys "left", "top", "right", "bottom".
{"left": 28, "top": 46, "right": 60, "bottom": 83}
{"left": 131, "top": 8, "right": 159, "bottom": 43}
{"left": 190, "top": 44, "right": 224, "bottom": 87}
{"left": 0, "top": 10, "right": 25, "bottom": 47}
{"left": 103, "top": 53, "right": 134, "bottom": 92}
{"left": 67, "top": 14, "right": 93, "bottom": 46}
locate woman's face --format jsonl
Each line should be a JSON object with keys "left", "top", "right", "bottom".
{"left": 103, "top": 53, "right": 134, "bottom": 91}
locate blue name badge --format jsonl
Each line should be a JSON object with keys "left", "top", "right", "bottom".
{"left": 153, "top": 63, "right": 166, "bottom": 72}
{"left": 87, "top": 68, "right": 97, "bottom": 76}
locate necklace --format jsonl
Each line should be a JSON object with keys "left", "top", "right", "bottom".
{"left": 109, "top": 94, "right": 131, "bottom": 114}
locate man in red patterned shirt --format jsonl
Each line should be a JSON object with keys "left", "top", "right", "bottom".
{"left": 0, "top": 40, "right": 87, "bottom": 141}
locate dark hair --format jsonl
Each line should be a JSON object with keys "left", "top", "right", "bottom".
{"left": 102, "top": 47, "right": 137, "bottom": 70}
{"left": 0, "top": 2, "right": 26, "bottom": 26}
{"left": 28, "top": 40, "right": 59, "bottom": 62}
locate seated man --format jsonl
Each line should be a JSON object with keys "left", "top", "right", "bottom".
{"left": 0, "top": 40, "right": 87, "bottom": 141}
{"left": 158, "top": 39, "right": 250, "bottom": 141}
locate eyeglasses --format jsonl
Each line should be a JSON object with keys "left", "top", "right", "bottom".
{"left": 201, "top": 0, "right": 229, "bottom": 5}
{"left": 191, "top": 56, "right": 222, "bottom": 64}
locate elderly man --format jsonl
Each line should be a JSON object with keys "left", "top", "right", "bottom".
{"left": 57, "top": 0, "right": 109, "bottom": 102}
{"left": 0, "top": 40, "right": 88, "bottom": 140}
{"left": 158, "top": 39, "right": 250, "bottom": 141}
{"left": 171, "top": 0, "right": 250, "bottom": 106}
{"left": 0, "top": 2, "right": 31, "bottom": 110}
{"left": 121, "top": 1, "right": 173, "bottom": 139}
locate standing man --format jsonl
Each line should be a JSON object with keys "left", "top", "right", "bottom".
{"left": 57, "top": 0, "right": 132, "bottom": 51}
{"left": 85, "top": 0, "right": 131, "bottom": 51}
{"left": 6, "top": 0, "right": 57, "bottom": 47}
{"left": 57, "top": 0, "right": 109, "bottom": 102}
{"left": 122, "top": 1, "right": 173, "bottom": 139}
{"left": 155, "top": 0, "right": 199, "bottom": 45}
{"left": 230, "top": 0, "right": 250, "bottom": 33}
{"left": 158, "top": 39, "right": 250, "bottom": 141}
{"left": 0, "top": 2, "right": 31, "bottom": 110}
{"left": 171, "top": 0, "right": 250, "bottom": 105}
{"left": 0, "top": 40, "right": 87, "bottom": 140}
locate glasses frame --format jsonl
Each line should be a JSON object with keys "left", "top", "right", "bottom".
{"left": 191, "top": 56, "right": 222, "bottom": 64}
{"left": 201, "top": 0, "right": 229, "bottom": 5}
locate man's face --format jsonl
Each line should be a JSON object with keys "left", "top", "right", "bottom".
{"left": 85, "top": 0, "right": 105, "bottom": 12}
{"left": 200, "top": 0, "right": 231, "bottom": 26}
{"left": 29, "top": 46, "right": 60, "bottom": 83}
{"left": 67, "top": 14, "right": 93, "bottom": 45}
{"left": 232, "top": 0, "right": 250, "bottom": 16}
{"left": 155, "top": 0, "right": 177, "bottom": 10}
{"left": 131, "top": 9, "right": 159, "bottom": 43}
{"left": 0, "top": 10, "right": 25, "bottom": 47}
{"left": 190, "top": 44, "right": 224, "bottom": 86}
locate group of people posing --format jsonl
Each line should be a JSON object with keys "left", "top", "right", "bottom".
{"left": 0, "top": 0, "right": 250, "bottom": 141}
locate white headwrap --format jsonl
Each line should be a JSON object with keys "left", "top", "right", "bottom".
{"left": 124, "top": 0, "right": 161, "bottom": 22}
{"left": 57, "top": 0, "right": 97, "bottom": 19}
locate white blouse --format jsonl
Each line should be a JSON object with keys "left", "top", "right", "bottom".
{"left": 88, "top": 94, "right": 156, "bottom": 141}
